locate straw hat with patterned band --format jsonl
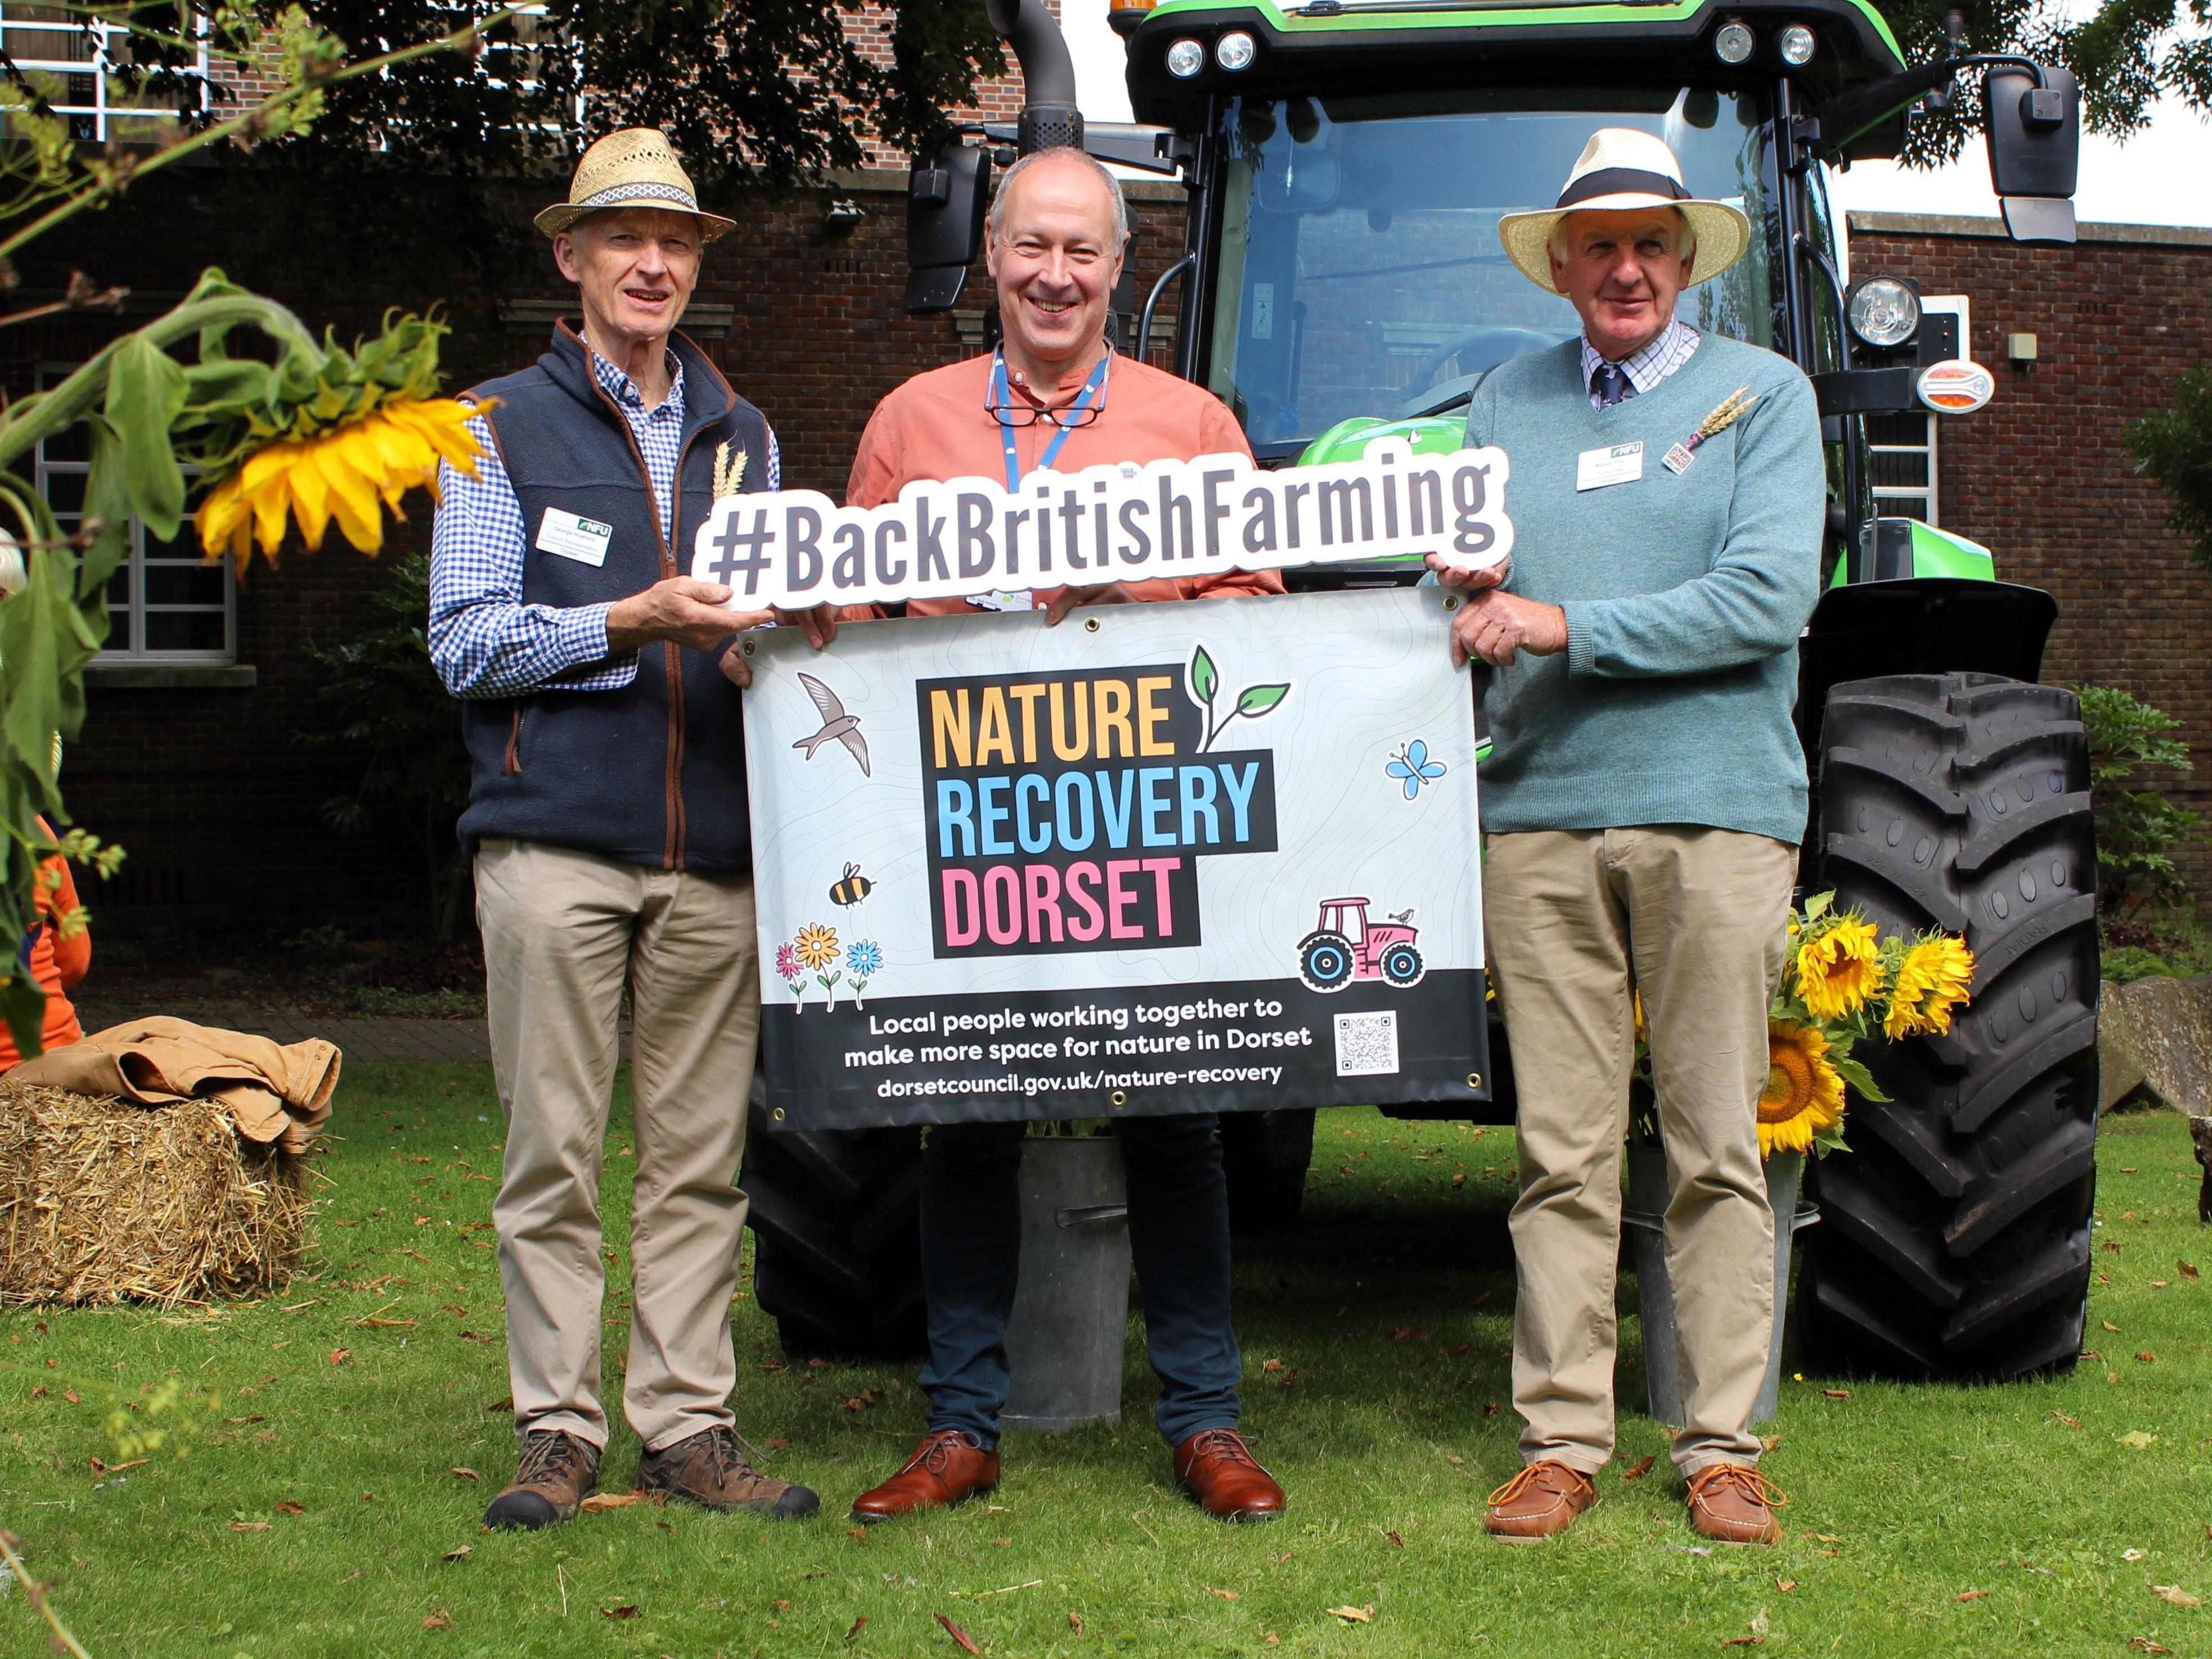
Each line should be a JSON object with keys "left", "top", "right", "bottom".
{"left": 1496, "top": 128, "right": 1752, "bottom": 295}
{"left": 533, "top": 128, "right": 735, "bottom": 242}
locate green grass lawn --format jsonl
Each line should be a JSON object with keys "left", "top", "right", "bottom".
{"left": 3, "top": 1065, "right": 2206, "bottom": 1658}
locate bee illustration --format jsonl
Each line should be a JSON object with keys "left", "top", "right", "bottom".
{"left": 829, "top": 862, "right": 874, "bottom": 907}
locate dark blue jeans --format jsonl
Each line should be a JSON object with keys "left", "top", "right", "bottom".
{"left": 917, "top": 1114, "right": 1242, "bottom": 1450}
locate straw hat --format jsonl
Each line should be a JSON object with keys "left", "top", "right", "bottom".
{"left": 534, "top": 128, "right": 735, "bottom": 242}
{"left": 1496, "top": 128, "right": 1752, "bottom": 294}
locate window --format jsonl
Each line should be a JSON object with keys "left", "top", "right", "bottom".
{"left": 34, "top": 365, "right": 232, "bottom": 663}
{"left": 0, "top": 4, "right": 208, "bottom": 142}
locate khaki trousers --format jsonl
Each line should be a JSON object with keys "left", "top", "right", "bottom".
{"left": 475, "top": 838, "right": 759, "bottom": 1453}
{"left": 1483, "top": 826, "right": 1793, "bottom": 1476}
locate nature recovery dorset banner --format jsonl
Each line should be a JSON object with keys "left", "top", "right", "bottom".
{"left": 741, "top": 586, "right": 1490, "bottom": 1130}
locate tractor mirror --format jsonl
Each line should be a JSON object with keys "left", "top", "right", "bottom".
{"left": 1984, "top": 64, "right": 2079, "bottom": 244}
{"left": 906, "top": 141, "right": 991, "bottom": 314}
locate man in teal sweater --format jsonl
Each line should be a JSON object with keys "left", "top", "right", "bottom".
{"left": 1431, "top": 129, "right": 1824, "bottom": 1547}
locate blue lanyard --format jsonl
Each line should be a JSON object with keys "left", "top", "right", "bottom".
{"left": 990, "top": 347, "right": 1109, "bottom": 494}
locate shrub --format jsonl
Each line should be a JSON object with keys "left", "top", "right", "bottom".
{"left": 2077, "top": 684, "right": 2203, "bottom": 912}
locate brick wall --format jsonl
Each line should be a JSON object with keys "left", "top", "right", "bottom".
{"left": 1849, "top": 214, "right": 2212, "bottom": 899}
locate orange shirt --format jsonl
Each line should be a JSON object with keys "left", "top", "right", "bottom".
{"left": 0, "top": 820, "right": 88, "bottom": 1071}
{"left": 844, "top": 350, "right": 1284, "bottom": 615}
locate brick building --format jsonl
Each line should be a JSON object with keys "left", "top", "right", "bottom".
{"left": 8, "top": 26, "right": 2206, "bottom": 931}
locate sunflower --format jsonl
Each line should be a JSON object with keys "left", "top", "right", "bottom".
{"left": 1758, "top": 1018, "right": 1847, "bottom": 1158}
{"left": 794, "top": 922, "right": 841, "bottom": 972}
{"left": 195, "top": 397, "right": 485, "bottom": 574}
{"left": 1883, "top": 934, "right": 1976, "bottom": 1039}
{"left": 1793, "top": 915, "right": 1883, "bottom": 1020}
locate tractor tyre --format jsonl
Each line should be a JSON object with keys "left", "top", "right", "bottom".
{"left": 1297, "top": 931, "right": 1356, "bottom": 993}
{"left": 1219, "top": 1108, "right": 1318, "bottom": 1233}
{"left": 740, "top": 1083, "right": 928, "bottom": 1361}
{"left": 1381, "top": 943, "right": 1424, "bottom": 987}
{"left": 1799, "top": 672, "right": 2099, "bottom": 1382}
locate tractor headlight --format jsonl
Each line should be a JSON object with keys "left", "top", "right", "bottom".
{"left": 1165, "top": 38, "right": 1206, "bottom": 78}
{"left": 1215, "top": 30, "right": 1256, "bottom": 71}
{"left": 1846, "top": 275, "right": 1921, "bottom": 350}
{"left": 1713, "top": 21, "right": 1755, "bottom": 64}
{"left": 1778, "top": 24, "right": 1817, "bottom": 65}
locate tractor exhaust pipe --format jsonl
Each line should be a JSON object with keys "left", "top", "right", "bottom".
{"left": 986, "top": 0, "right": 1084, "bottom": 155}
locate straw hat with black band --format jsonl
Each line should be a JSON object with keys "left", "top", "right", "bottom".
{"left": 533, "top": 128, "right": 735, "bottom": 242}
{"left": 1496, "top": 128, "right": 1752, "bottom": 294}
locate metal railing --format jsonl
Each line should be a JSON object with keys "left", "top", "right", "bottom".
{"left": 0, "top": 4, "right": 207, "bottom": 142}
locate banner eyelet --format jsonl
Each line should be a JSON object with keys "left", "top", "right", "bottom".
{"left": 1084, "top": 616, "right": 1102, "bottom": 632}
{"left": 1109, "top": 1090, "right": 1128, "bottom": 1107}
{"left": 771, "top": 1105, "right": 786, "bottom": 1121}
{"left": 1442, "top": 595, "right": 1460, "bottom": 611}
{"left": 743, "top": 638, "right": 758, "bottom": 656}
{"left": 1466, "top": 1073, "right": 1482, "bottom": 1090}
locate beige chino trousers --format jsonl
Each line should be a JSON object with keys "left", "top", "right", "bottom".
{"left": 1483, "top": 826, "right": 1793, "bottom": 1476}
{"left": 475, "top": 838, "right": 759, "bottom": 1453}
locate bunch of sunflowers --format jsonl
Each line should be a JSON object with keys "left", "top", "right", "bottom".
{"left": 1760, "top": 892, "right": 1976, "bottom": 1158}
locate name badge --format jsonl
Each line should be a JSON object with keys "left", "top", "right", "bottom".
{"left": 1577, "top": 441, "right": 1644, "bottom": 491}
{"left": 535, "top": 509, "right": 613, "bottom": 566}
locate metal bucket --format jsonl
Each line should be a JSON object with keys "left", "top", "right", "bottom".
{"left": 1623, "top": 1142, "right": 1818, "bottom": 1429}
{"left": 1002, "top": 1135, "right": 1132, "bottom": 1433}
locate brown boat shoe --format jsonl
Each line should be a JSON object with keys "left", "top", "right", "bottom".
{"left": 1483, "top": 1459, "right": 1596, "bottom": 1541}
{"left": 485, "top": 1429, "right": 602, "bottom": 1530}
{"left": 640, "top": 1427, "right": 820, "bottom": 1520}
{"left": 849, "top": 1429, "right": 1001, "bottom": 1524}
{"left": 1173, "top": 1429, "right": 1286, "bottom": 1522}
{"left": 1685, "top": 1463, "right": 1786, "bottom": 1545}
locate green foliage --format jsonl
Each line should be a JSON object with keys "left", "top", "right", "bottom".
{"left": 2125, "top": 364, "right": 2212, "bottom": 577}
{"left": 2100, "top": 906, "right": 2212, "bottom": 982}
{"left": 2078, "top": 683, "right": 2204, "bottom": 911}
{"left": 298, "top": 553, "right": 473, "bottom": 940}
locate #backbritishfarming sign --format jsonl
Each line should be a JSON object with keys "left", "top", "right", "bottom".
{"left": 741, "top": 587, "right": 1491, "bottom": 1130}
{"left": 688, "top": 441, "right": 1513, "bottom": 610}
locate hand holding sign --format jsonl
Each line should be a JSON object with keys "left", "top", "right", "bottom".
{"left": 690, "top": 441, "right": 1513, "bottom": 614}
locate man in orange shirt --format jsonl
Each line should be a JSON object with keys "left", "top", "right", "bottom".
{"left": 819, "top": 147, "right": 1285, "bottom": 1526}
{"left": 0, "top": 819, "right": 90, "bottom": 1072}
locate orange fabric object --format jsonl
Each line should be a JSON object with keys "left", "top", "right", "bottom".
{"left": 0, "top": 821, "right": 88, "bottom": 1070}
{"left": 843, "top": 351, "right": 1284, "bottom": 615}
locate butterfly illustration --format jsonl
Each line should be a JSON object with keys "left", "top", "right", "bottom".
{"left": 1386, "top": 739, "right": 1447, "bottom": 801}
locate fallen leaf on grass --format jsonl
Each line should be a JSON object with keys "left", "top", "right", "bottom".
{"left": 579, "top": 1490, "right": 664, "bottom": 1512}
{"left": 1821, "top": 1389, "right": 1851, "bottom": 1400}
{"left": 227, "top": 1415, "right": 265, "bottom": 1425}
{"left": 1206, "top": 1587, "right": 1240, "bottom": 1601}
{"left": 2181, "top": 1261, "right": 2200, "bottom": 1280}
{"left": 849, "top": 1528, "right": 868, "bottom": 1543}
{"left": 2128, "top": 1641, "right": 2172, "bottom": 1655}
{"left": 1776, "top": 1580, "right": 1797, "bottom": 1593}
{"left": 1758, "top": 1435, "right": 1783, "bottom": 1453}
{"left": 1327, "top": 1604, "right": 1376, "bottom": 1624}
{"left": 2119, "top": 1432, "right": 2159, "bottom": 1450}
{"left": 991, "top": 1537, "right": 1012, "bottom": 1548}
{"left": 1384, "top": 1529, "right": 1404, "bottom": 1548}
{"left": 458, "top": 1331, "right": 495, "bottom": 1344}
{"left": 273, "top": 1501, "right": 305, "bottom": 1516}
{"left": 328, "top": 1349, "right": 351, "bottom": 1367}
{"left": 2137, "top": 1351, "right": 2157, "bottom": 1363}
{"left": 450, "top": 1468, "right": 479, "bottom": 1483}
{"left": 422, "top": 1609, "right": 453, "bottom": 1630}
{"left": 600, "top": 1604, "right": 639, "bottom": 1620}
{"left": 1956, "top": 1590, "right": 1987, "bottom": 1602}
{"left": 2126, "top": 1549, "right": 2149, "bottom": 1562}
{"left": 442, "top": 1544, "right": 471, "bottom": 1562}
{"left": 1444, "top": 1342, "right": 1470, "bottom": 1357}
{"left": 2153, "top": 1585, "right": 2201, "bottom": 1607}
{"left": 846, "top": 1615, "right": 868, "bottom": 1640}
{"left": 1809, "top": 1534, "right": 1840, "bottom": 1544}
{"left": 1721, "top": 1639, "right": 1764, "bottom": 1649}
{"left": 2048, "top": 1411, "right": 2081, "bottom": 1429}
{"left": 2151, "top": 1281, "right": 2170, "bottom": 1289}
{"left": 2104, "top": 1320, "right": 2123, "bottom": 1333}
{"left": 1391, "top": 1327, "right": 1430, "bottom": 1341}
{"left": 62, "top": 1387, "right": 80, "bottom": 1405}
{"left": 1444, "top": 1453, "right": 1465, "bottom": 1466}
{"left": 1621, "top": 1455, "right": 1655, "bottom": 1482}
{"left": 228, "top": 1521, "right": 272, "bottom": 1533}
{"left": 937, "top": 1611, "right": 983, "bottom": 1653}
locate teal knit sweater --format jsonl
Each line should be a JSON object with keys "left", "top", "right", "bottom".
{"left": 1464, "top": 333, "right": 1826, "bottom": 846}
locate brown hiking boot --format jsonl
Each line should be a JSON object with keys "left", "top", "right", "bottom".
{"left": 640, "top": 1427, "right": 820, "bottom": 1520}
{"left": 1686, "top": 1463, "right": 1786, "bottom": 1545}
{"left": 1483, "top": 1459, "right": 1596, "bottom": 1541}
{"left": 485, "top": 1429, "right": 601, "bottom": 1530}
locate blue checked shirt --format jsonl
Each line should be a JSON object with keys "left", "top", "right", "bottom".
{"left": 1580, "top": 317, "right": 1700, "bottom": 410}
{"left": 428, "top": 347, "right": 780, "bottom": 698}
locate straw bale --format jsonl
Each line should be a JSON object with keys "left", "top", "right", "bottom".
{"left": 0, "top": 1079, "right": 311, "bottom": 1307}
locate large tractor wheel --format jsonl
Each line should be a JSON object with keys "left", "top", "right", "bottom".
{"left": 1799, "top": 672, "right": 2100, "bottom": 1381}
{"left": 1219, "top": 1108, "right": 1318, "bottom": 1233}
{"left": 740, "top": 1085, "right": 928, "bottom": 1360}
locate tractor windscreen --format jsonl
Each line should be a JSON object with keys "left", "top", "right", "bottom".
{"left": 1205, "top": 88, "right": 1776, "bottom": 458}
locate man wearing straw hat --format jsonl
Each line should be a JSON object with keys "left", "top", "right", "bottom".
{"left": 1425, "top": 129, "right": 1824, "bottom": 1545}
{"left": 429, "top": 129, "right": 817, "bottom": 1530}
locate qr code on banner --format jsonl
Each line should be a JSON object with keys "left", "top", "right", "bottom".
{"left": 1333, "top": 1010, "right": 1400, "bottom": 1078}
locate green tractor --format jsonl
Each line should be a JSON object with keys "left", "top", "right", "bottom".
{"left": 741, "top": 0, "right": 2100, "bottom": 1386}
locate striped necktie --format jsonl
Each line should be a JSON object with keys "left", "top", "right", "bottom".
{"left": 1591, "top": 360, "right": 1633, "bottom": 408}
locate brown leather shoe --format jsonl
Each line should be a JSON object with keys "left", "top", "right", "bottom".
{"left": 1483, "top": 1460, "right": 1596, "bottom": 1541}
{"left": 1173, "top": 1429, "right": 1285, "bottom": 1523}
{"left": 640, "top": 1426, "right": 819, "bottom": 1520}
{"left": 484, "top": 1429, "right": 601, "bottom": 1530}
{"left": 849, "top": 1430, "right": 999, "bottom": 1525}
{"left": 1685, "top": 1463, "right": 1786, "bottom": 1545}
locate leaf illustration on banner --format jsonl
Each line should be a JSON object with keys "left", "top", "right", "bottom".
{"left": 1189, "top": 645, "right": 1219, "bottom": 709}
{"left": 1236, "top": 684, "right": 1291, "bottom": 717}
{"left": 1190, "top": 644, "right": 1295, "bottom": 752}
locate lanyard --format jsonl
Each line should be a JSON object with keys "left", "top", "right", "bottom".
{"left": 990, "top": 346, "right": 1109, "bottom": 494}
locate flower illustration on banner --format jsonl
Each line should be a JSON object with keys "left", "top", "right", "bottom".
{"left": 774, "top": 941, "right": 808, "bottom": 1010}
{"left": 845, "top": 939, "right": 883, "bottom": 1006}
{"left": 795, "top": 920, "right": 843, "bottom": 1009}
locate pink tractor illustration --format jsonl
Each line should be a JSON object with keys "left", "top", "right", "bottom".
{"left": 1296, "top": 896, "right": 1425, "bottom": 992}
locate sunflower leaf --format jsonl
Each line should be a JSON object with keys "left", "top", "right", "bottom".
{"left": 1833, "top": 1056, "right": 1888, "bottom": 1102}
{"left": 103, "top": 335, "right": 188, "bottom": 538}
{"left": 1802, "top": 890, "right": 1834, "bottom": 925}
